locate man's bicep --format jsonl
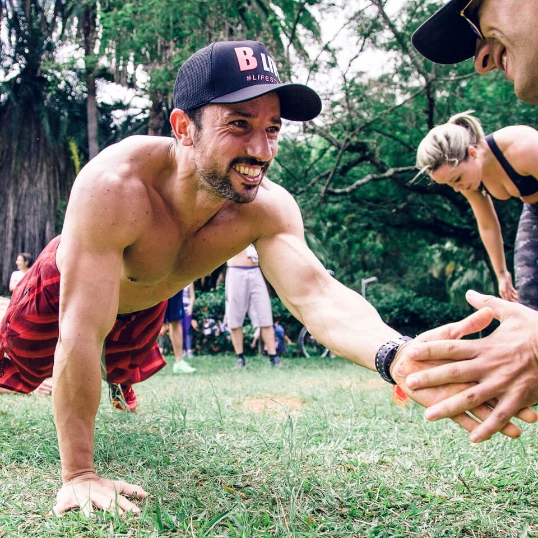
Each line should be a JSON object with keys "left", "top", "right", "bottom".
{"left": 57, "top": 235, "right": 124, "bottom": 342}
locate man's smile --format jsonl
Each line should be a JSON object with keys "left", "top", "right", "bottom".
{"left": 233, "top": 164, "right": 263, "bottom": 180}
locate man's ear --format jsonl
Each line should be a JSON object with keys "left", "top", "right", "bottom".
{"left": 170, "top": 109, "right": 194, "bottom": 147}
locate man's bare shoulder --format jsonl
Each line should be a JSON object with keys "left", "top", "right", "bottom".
{"left": 243, "top": 177, "right": 303, "bottom": 236}
{"left": 256, "top": 177, "right": 298, "bottom": 207}
{"left": 64, "top": 136, "right": 176, "bottom": 241}
{"left": 72, "top": 137, "right": 174, "bottom": 207}
{"left": 83, "top": 136, "right": 174, "bottom": 182}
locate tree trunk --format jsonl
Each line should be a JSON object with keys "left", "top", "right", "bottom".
{"left": 0, "top": 99, "right": 73, "bottom": 294}
{"left": 87, "top": 74, "right": 99, "bottom": 159}
{"left": 148, "top": 92, "right": 165, "bottom": 136}
{"left": 82, "top": 1, "right": 99, "bottom": 159}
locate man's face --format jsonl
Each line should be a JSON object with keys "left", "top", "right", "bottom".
{"left": 473, "top": 0, "right": 538, "bottom": 104}
{"left": 190, "top": 93, "right": 281, "bottom": 204}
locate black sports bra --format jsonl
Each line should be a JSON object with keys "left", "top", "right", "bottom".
{"left": 485, "top": 134, "right": 538, "bottom": 196}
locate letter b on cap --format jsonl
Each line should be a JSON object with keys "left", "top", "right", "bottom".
{"left": 234, "top": 47, "right": 258, "bottom": 71}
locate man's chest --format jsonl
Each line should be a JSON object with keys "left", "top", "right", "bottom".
{"left": 121, "top": 212, "right": 259, "bottom": 288}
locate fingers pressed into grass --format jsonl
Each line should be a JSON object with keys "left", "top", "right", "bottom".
{"left": 119, "top": 481, "right": 148, "bottom": 499}
{"left": 115, "top": 496, "right": 141, "bottom": 515}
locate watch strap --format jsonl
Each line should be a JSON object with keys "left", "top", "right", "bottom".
{"left": 375, "top": 336, "right": 413, "bottom": 385}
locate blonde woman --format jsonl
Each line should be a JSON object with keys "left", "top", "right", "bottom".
{"left": 416, "top": 111, "right": 538, "bottom": 310}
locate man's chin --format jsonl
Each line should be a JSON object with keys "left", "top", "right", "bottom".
{"left": 230, "top": 191, "right": 258, "bottom": 204}
{"left": 227, "top": 184, "right": 260, "bottom": 204}
{"left": 514, "top": 80, "right": 538, "bottom": 105}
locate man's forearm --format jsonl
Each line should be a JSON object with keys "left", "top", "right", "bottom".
{"left": 303, "top": 286, "right": 400, "bottom": 371}
{"left": 52, "top": 343, "right": 103, "bottom": 482}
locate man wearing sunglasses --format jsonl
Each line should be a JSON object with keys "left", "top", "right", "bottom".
{"left": 405, "top": 0, "right": 538, "bottom": 444}
{"left": 413, "top": 0, "right": 538, "bottom": 105}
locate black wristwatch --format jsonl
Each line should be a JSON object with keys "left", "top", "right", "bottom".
{"left": 375, "top": 336, "right": 413, "bottom": 385}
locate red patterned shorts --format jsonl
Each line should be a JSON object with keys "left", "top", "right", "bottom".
{"left": 0, "top": 236, "right": 167, "bottom": 393}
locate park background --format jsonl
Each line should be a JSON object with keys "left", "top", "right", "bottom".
{"left": 2, "top": 1, "right": 538, "bottom": 536}
{"left": 1, "top": 0, "right": 536, "bottom": 339}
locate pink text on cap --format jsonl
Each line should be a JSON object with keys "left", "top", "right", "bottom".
{"left": 234, "top": 47, "right": 280, "bottom": 79}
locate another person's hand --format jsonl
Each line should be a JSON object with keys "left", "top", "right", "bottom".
{"left": 54, "top": 472, "right": 147, "bottom": 517}
{"left": 498, "top": 272, "right": 518, "bottom": 302}
{"left": 400, "top": 291, "right": 538, "bottom": 442}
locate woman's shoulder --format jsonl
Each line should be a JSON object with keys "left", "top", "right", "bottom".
{"left": 493, "top": 125, "right": 538, "bottom": 142}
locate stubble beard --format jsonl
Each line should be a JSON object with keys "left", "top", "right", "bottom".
{"left": 194, "top": 163, "right": 261, "bottom": 204}
{"left": 191, "top": 127, "right": 271, "bottom": 204}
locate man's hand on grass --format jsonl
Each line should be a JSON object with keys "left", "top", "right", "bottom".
{"left": 54, "top": 472, "right": 147, "bottom": 517}
{"left": 390, "top": 294, "right": 538, "bottom": 442}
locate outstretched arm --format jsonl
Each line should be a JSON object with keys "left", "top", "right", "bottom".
{"left": 254, "top": 188, "right": 532, "bottom": 440}
{"left": 401, "top": 290, "right": 538, "bottom": 442}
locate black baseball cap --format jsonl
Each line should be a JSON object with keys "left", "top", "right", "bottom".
{"left": 173, "top": 40, "right": 322, "bottom": 122}
{"left": 412, "top": 0, "right": 480, "bottom": 64}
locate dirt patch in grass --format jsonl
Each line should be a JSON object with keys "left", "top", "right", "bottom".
{"left": 241, "top": 396, "right": 304, "bottom": 415}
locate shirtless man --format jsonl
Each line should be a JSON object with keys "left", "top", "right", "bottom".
{"left": 225, "top": 245, "right": 280, "bottom": 368}
{"left": 0, "top": 40, "right": 535, "bottom": 517}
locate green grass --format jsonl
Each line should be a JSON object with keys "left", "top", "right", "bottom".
{"left": 1, "top": 353, "right": 537, "bottom": 537}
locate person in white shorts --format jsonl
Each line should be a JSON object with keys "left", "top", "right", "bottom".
{"left": 225, "top": 245, "right": 281, "bottom": 368}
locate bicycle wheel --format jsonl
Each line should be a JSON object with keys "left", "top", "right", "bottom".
{"left": 298, "top": 326, "right": 330, "bottom": 358}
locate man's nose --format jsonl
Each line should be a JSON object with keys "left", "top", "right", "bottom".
{"left": 474, "top": 39, "right": 497, "bottom": 74}
{"left": 246, "top": 131, "right": 274, "bottom": 162}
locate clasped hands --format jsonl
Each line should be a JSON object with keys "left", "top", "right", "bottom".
{"left": 391, "top": 290, "right": 538, "bottom": 442}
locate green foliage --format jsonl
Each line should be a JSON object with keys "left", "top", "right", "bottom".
{"left": 0, "top": 0, "right": 78, "bottom": 292}
{"left": 2, "top": 0, "right": 536, "bottom": 307}
{"left": 191, "top": 285, "right": 232, "bottom": 355}
{"left": 270, "top": 0, "right": 536, "bottom": 316}
{"left": 191, "top": 287, "right": 302, "bottom": 355}
{"left": 370, "top": 288, "right": 471, "bottom": 337}
{"left": 98, "top": 0, "right": 322, "bottom": 132}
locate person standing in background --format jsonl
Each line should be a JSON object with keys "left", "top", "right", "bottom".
{"left": 226, "top": 245, "right": 282, "bottom": 369}
{"left": 181, "top": 282, "right": 196, "bottom": 358}
{"left": 164, "top": 290, "right": 196, "bottom": 374}
{"left": 9, "top": 252, "right": 34, "bottom": 292}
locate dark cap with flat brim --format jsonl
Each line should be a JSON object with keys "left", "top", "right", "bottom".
{"left": 412, "top": 0, "right": 479, "bottom": 64}
{"left": 173, "top": 40, "right": 322, "bottom": 122}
